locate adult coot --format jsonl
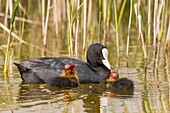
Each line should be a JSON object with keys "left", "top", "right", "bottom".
{"left": 107, "top": 71, "right": 134, "bottom": 92}
{"left": 14, "top": 43, "right": 111, "bottom": 84}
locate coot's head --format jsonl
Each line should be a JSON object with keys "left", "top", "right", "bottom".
{"left": 107, "top": 71, "right": 119, "bottom": 82}
{"left": 61, "top": 64, "right": 78, "bottom": 80}
{"left": 87, "top": 43, "right": 111, "bottom": 70}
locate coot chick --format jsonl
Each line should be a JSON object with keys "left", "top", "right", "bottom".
{"left": 14, "top": 43, "right": 111, "bottom": 84}
{"left": 51, "top": 64, "right": 79, "bottom": 87}
{"left": 107, "top": 71, "right": 134, "bottom": 93}
{"left": 14, "top": 63, "right": 79, "bottom": 88}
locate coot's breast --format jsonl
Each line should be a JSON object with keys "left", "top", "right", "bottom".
{"left": 21, "top": 57, "right": 105, "bottom": 83}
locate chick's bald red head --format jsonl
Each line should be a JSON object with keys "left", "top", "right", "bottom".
{"left": 107, "top": 71, "right": 119, "bottom": 82}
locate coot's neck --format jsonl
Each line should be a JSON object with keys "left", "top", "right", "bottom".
{"left": 88, "top": 63, "right": 110, "bottom": 81}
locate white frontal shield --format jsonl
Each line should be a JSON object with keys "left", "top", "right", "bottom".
{"left": 102, "top": 48, "right": 111, "bottom": 70}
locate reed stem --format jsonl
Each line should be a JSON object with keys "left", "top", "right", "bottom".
{"left": 18, "top": 11, "right": 26, "bottom": 59}
{"left": 155, "top": 0, "right": 165, "bottom": 68}
{"left": 4, "top": 0, "right": 9, "bottom": 28}
{"left": 53, "top": 0, "right": 58, "bottom": 37}
{"left": 134, "top": 2, "right": 147, "bottom": 60}
{"left": 0, "top": 0, "right": 1, "bottom": 9}
{"left": 42, "top": 0, "right": 45, "bottom": 37}
{"left": 103, "top": 0, "right": 107, "bottom": 45}
{"left": 148, "top": 0, "right": 151, "bottom": 48}
{"left": 114, "top": 0, "right": 120, "bottom": 57}
{"left": 4, "top": 0, "right": 19, "bottom": 77}
{"left": 75, "top": 0, "right": 80, "bottom": 58}
{"left": 153, "top": 0, "right": 158, "bottom": 50}
{"left": 83, "top": 0, "right": 87, "bottom": 56}
{"left": 117, "top": 0, "right": 127, "bottom": 27}
{"left": 147, "top": 0, "right": 151, "bottom": 62}
{"left": 9, "top": 0, "right": 13, "bottom": 16}
{"left": 126, "top": 0, "right": 133, "bottom": 58}
{"left": 163, "top": 0, "right": 169, "bottom": 47}
{"left": 165, "top": 21, "right": 170, "bottom": 47}
{"left": 43, "top": 0, "right": 50, "bottom": 56}
{"left": 67, "top": 0, "right": 72, "bottom": 57}
{"left": 87, "top": 0, "right": 92, "bottom": 28}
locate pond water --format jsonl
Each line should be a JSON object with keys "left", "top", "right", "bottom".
{"left": 0, "top": 32, "right": 170, "bottom": 113}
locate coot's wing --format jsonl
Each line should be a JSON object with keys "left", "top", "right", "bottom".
{"left": 21, "top": 57, "right": 84, "bottom": 75}
{"left": 21, "top": 57, "right": 105, "bottom": 83}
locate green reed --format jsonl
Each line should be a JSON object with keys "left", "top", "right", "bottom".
{"left": 113, "top": 0, "right": 119, "bottom": 57}
{"left": 3, "top": 0, "right": 19, "bottom": 79}
{"left": 117, "top": 0, "right": 127, "bottom": 28}
{"left": 114, "top": 0, "right": 127, "bottom": 57}
{"left": 67, "top": 0, "right": 84, "bottom": 57}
